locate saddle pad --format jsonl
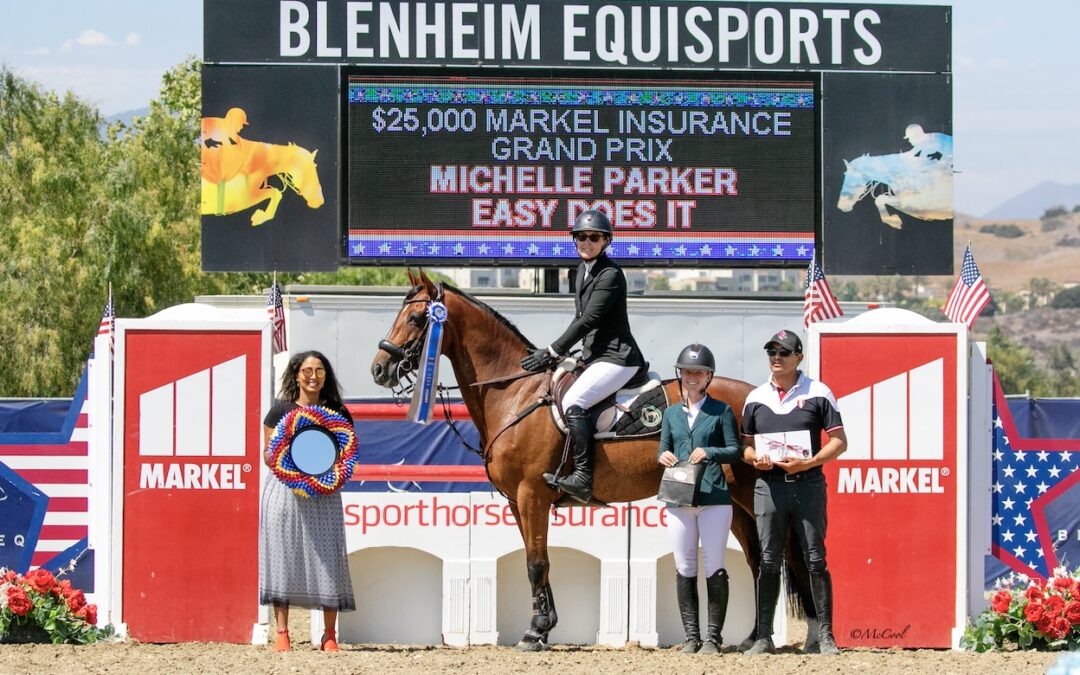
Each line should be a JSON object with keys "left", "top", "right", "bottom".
{"left": 595, "top": 384, "right": 670, "bottom": 440}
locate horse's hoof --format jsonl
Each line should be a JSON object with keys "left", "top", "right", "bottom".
{"left": 516, "top": 638, "right": 547, "bottom": 652}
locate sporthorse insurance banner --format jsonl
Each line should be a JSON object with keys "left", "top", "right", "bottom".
{"left": 809, "top": 311, "right": 968, "bottom": 648}
{"left": 116, "top": 324, "right": 268, "bottom": 642}
{"left": 203, "top": 0, "right": 952, "bottom": 275}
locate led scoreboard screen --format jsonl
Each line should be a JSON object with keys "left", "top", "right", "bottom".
{"left": 344, "top": 73, "right": 818, "bottom": 267}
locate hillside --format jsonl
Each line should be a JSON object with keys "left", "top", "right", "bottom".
{"left": 952, "top": 212, "right": 1080, "bottom": 292}
{"left": 982, "top": 180, "right": 1080, "bottom": 220}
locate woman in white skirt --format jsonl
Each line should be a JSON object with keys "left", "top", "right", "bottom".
{"left": 260, "top": 350, "right": 355, "bottom": 652}
{"left": 657, "top": 343, "right": 741, "bottom": 654}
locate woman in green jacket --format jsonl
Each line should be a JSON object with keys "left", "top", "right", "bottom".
{"left": 657, "top": 343, "right": 741, "bottom": 655}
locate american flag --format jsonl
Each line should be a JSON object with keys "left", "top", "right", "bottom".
{"left": 267, "top": 278, "right": 287, "bottom": 354}
{"left": 803, "top": 258, "right": 844, "bottom": 328}
{"left": 96, "top": 285, "right": 114, "bottom": 353}
{"left": 943, "top": 246, "right": 990, "bottom": 328}
{"left": 990, "top": 380, "right": 1079, "bottom": 580}
{"left": 0, "top": 369, "right": 91, "bottom": 571}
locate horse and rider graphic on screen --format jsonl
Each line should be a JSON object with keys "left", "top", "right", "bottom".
{"left": 200, "top": 107, "right": 324, "bottom": 226}
{"left": 837, "top": 124, "right": 954, "bottom": 230}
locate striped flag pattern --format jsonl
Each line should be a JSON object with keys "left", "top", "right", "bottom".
{"left": 267, "top": 279, "right": 287, "bottom": 355}
{"left": 0, "top": 371, "right": 90, "bottom": 570}
{"left": 943, "top": 246, "right": 991, "bottom": 329}
{"left": 804, "top": 258, "right": 844, "bottom": 328}
{"left": 96, "top": 285, "right": 114, "bottom": 353}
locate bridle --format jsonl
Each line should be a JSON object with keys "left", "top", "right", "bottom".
{"left": 377, "top": 285, "right": 443, "bottom": 401}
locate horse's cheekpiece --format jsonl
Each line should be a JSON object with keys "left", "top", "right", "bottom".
{"left": 267, "top": 405, "right": 359, "bottom": 498}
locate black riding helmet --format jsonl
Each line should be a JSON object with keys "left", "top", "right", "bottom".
{"left": 675, "top": 343, "right": 715, "bottom": 373}
{"left": 571, "top": 209, "right": 613, "bottom": 236}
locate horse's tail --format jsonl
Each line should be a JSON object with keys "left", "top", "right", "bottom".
{"left": 784, "top": 529, "right": 818, "bottom": 620}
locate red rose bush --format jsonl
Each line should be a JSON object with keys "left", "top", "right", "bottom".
{"left": 0, "top": 567, "right": 109, "bottom": 644}
{"left": 964, "top": 566, "right": 1080, "bottom": 651}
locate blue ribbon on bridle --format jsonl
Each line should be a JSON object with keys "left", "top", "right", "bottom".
{"left": 406, "top": 300, "right": 448, "bottom": 424}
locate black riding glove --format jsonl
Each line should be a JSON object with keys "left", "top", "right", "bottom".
{"left": 521, "top": 348, "right": 558, "bottom": 372}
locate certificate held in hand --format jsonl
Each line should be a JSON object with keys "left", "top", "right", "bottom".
{"left": 755, "top": 430, "right": 812, "bottom": 463}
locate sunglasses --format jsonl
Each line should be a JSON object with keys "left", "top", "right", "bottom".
{"left": 573, "top": 232, "right": 605, "bottom": 243}
{"left": 300, "top": 367, "right": 326, "bottom": 378}
{"left": 765, "top": 349, "right": 794, "bottom": 358}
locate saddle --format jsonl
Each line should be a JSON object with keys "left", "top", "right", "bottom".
{"left": 549, "top": 358, "right": 673, "bottom": 440}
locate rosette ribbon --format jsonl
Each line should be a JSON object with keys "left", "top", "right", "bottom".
{"left": 406, "top": 300, "right": 447, "bottom": 424}
{"left": 267, "top": 405, "right": 359, "bottom": 498}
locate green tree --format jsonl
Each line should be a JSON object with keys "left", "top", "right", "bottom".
{"left": 986, "top": 326, "right": 1043, "bottom": 396}
{"left": 1027, "top": 277, "right": 1057, "bottom": 309}
{"left": 1042, "top": 205, "right": 1068, "bottom": 220}
{"left": 0, "top": 69, "right": 111, "bottom": 395}
{"left": 1051, "top": 285, "right": 1080, "bottom": 309}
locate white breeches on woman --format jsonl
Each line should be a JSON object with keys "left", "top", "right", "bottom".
{"left": 562, "top": 361, "right": 639, "bottom": 410}
{"left": 666, "top": 504, "right": 734, "bottom": 578}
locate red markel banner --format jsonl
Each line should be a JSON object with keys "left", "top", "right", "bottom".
{"left": 819, "top": 334, "right": 958, "bottom": 648}
{"left": 122, "top": 330, "right": 262, "bottom": 642}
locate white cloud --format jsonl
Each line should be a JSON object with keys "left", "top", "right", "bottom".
{"left": 60, "top": 29, "right": 116, "bottom": 52}
{"left": 23, "top": 46, "right": 49, "bottom": 56}
{"left": 124, "top": 32, "right": 140, "bottom": 47}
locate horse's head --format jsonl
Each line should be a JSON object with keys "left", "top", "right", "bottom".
{"left": 285, "top": 144, "right": 325, "bottom": 210}
{"left": 371, "top": 270, "right": 442, "bottom": 393}
{"left": 836, "top": 155, "right": 871, "bottom": 213}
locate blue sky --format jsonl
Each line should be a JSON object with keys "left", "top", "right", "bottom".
{"left": 1, "top": 0, "right": 1077, "bottom": 216}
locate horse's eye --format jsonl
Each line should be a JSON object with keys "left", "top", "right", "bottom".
{"left": 407, "top": 312, "right": 424, "bottom": 326}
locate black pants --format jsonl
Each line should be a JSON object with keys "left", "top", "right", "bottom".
{"left": 752, "top": 471, "right": 830, "bottom": 639}
{"left": 755, "top": 471, "right": 829, "bottom": 576}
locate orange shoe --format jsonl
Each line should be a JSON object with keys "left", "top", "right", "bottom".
{"left": 320, "top": 629, "right": 340, "bottom": 652}
{"left": 273, "top": 628, "right": 290, "bottom": 652}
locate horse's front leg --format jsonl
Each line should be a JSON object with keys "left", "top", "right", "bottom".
{"left": 873, "top": 194, "right": 903, "bottom": 229}
{"left": 513, "top": 490, "right": 558, "bottom": 651}
{"left": 250, "top": 185, "right": 284, "bottom": 226}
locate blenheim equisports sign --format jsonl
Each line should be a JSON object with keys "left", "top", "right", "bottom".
{"left": 203, "top": 0, "right": 951, "bottom": 275}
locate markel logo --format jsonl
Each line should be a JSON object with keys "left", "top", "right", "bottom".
{"left": 835, "top": 358, "right": 947, "bottom": 494}
{"left": 137, "top": 355, "right": 251, "bottom": 490}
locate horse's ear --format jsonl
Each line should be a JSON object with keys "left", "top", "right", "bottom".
{"left": 407, "top": 268, "right": 419, "bottom": 286}
{"left": 418, "top": 269, "right": 440, "bottom": 296}
{"left": 311, "top": 149, "right": 318, "bottom": 159}
{"left": 844, "top": 159, "right": 850, "bottom": 169}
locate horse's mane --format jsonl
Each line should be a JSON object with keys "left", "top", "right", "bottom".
{"left": 411, "top": 283, "right": 536, "bottom": 349}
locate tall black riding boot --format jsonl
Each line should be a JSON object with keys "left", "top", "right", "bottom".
{"left": 554, "top": 405, "right": 594, "bottom": 504}
{"left": 810, "top": 570, "right": 840, "bottom": 655}
{"left": 675, "top": 573, "right": 701, "bottom": 654}
{"left": 697, "top": 569, "right": 729, "bottom": 654}
{"left": 744, "top": 569, "right": 779, "bottom": 655}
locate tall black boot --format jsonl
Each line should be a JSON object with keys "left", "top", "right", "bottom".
{"left": 744, "top": 569, "right": 780, "bottom": 655}
{"left": 697, "top": 569, "right": 728, "bottom": 654}
{"left": 810, "top": 570, "right": 840, "bottom": 655}
{"left": 675, "top": 573, "right": 701, "bottom": 654}
{"left": 554, "top": 405, "right": 594, "bottom": 504}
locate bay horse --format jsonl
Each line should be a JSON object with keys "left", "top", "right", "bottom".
{"left": 200, "top": 137, "right": 324, "bottom": 226}
{"left": 370, "top": 271, "right": 815, "bottom": 650}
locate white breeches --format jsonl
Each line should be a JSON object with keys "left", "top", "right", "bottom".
{"left": 562, "top": 361, "right": 639, "bottom": 411}
{"left": 666, "top": 504, "right": 734, "bottom": 578}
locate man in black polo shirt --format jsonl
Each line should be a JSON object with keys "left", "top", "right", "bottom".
{"left": 740, "top": 329, "right": 847, "bottom": 656}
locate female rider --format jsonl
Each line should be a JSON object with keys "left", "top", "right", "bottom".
{"left": 520, "top": 209, "right": 647, "bottom": 504}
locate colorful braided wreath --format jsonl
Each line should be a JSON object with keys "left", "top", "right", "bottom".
{"left": 268, "top": 405, "right": 359, "bottom": 498}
